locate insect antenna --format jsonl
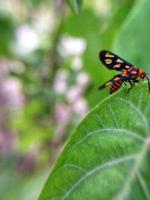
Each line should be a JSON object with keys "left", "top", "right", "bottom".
{"left": 145, "top": 73, "right": 150, "bottom": 93}
{"left": 145, "top": 72, "right": 150, "bottom": 77}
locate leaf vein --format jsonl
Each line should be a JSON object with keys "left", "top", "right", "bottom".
{"left": 108, "top": 105, "right": 119, "bottom": 128}
{"left": 117, "top": 98, "right": 149, "bottom": 133}
{"left": 61, "top": 155, "right": 135, "bottom": 200}
{"left": 137, "top": 172, "right": 150, "bottom": 200}
{"left": 62, "top": 164, "right": 87, "bottom": 173}
{"left": 70, "top": 128, "right": 144, "bottom": 151}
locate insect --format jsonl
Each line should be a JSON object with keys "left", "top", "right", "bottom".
{"left": 98, "top": 50, "right": 150, "bottom": 94}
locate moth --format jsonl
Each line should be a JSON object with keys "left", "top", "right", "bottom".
{"left": 98, "top": 50, "right": 150, "bottom": 94}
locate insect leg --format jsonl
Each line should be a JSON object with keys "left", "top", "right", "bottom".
{"left": 130, "top": 79, "right": 140, "bottom": 85}
{"left": 127, "top": 78, "right": 140, "bottom": 93}
{"left": 127, "top": 80, "right": 134, "bottom": 93}
{"left": 134, "top": 79, "right": 140, "bottom": 83}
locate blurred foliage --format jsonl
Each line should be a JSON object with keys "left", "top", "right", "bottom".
{"left": 0, "top": 12, "right": 15, "bottom": 56}
{"left": 113, "top": 0, "right": 150, "bottom": 71}
{"left": 66, "top": 0, "right": 83, "bottom": 14}
{"left": 1, "top": 0, "right": 150, "bottom": 199}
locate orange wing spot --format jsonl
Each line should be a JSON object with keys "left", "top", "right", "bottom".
{"left": 105, "top": 53, "right": 114, "bottom": 58}
{"left": 114, "top": 77, "right": 120, "bottom": 81}
{"left": 127, "top": 68, "right": 131, "bottom": 72}
{"left": 121, "top": 69, "right": 128, "bottom": 74}
{"left": 105, "top": 59, "right": 112, "bottom": 64}
{"left": 114, "top": 64, "right": 121, "bottom": 68}
{"left": 122, "top": 73, "right": 127, "bottom": 77}
{"left": 116, "top": 59, "right": 123, "bottom": 63}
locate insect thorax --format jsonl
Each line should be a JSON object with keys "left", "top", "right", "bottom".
{"left": 128, "top": 67, "right": 138, "bottom": 78}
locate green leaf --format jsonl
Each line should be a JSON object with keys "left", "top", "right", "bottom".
{"left": 66, "top": 0, "right": 83, "bottom": 14}
{"left": 39, "top": 82, "right": 150, "bottom": 199}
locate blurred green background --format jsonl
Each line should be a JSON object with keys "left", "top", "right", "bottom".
{"left": 1, "top": 0, "right": 150, "bottom": 199}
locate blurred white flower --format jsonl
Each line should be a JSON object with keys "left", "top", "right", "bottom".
{"left": 56, "top": 70, "right": 68, "bottom": 81}
{"left": 53, "top": 70, "right": 68, "bottom": 94}
{"left": 53, "top": 81, "right": 67, "bottom": 94}
{"left": 1, "top": 78, "right": 24, "bottom": 107}
{"left": 76, "top": 72, "right": 89, "bottom": 86}
{"left": 16, "top": 25, "right": 40, "bottom": 54}
{"left": 58, "top": 35, "right": 87, "bottom": 57}
{"left": 66, "top": 86, "right": 81, "bottom": 103}
{"left": 54, "top": 103, "right": 70, "bottom": 124}
{"left": 0, "top": 60, "right": 9, "bottom": 76}
{"left": 72, "top": 98, "right": 88, "bottom": 117}
{"left": 33, "top": 8, "right": 56, "bottom": 34}
{"left": 0, "top": 130, "right": 16, "bottom": 154}
{"left": 71, "top": 56, "right": 83, "bottom": 71}
{"left": 95, "top": 0, "right": 111, "bottom": 16}
{"left": 0, "top": 0, "right": 16, "bottom": 13}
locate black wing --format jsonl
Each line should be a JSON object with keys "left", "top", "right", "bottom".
{"left": 99, "top": 50, "right": 134, "bottom": 71}
{"left": 98, "top": 75, "right": 124, "bottom": 94}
